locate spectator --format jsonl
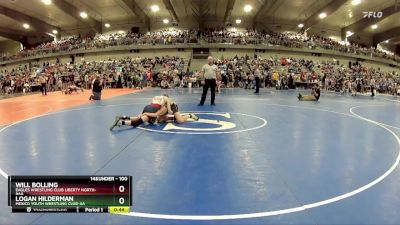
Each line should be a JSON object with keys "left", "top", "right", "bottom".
{"left": 370, "top": 77, "right": 376, "bottom": 96}
{"left": 39, "top": 75, "right": 47, "bottom": 96}
{"left": 89, "top": 75, "right": 102, "bottom": 100}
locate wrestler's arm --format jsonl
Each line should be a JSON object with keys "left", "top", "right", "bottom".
{"left": 311, "top": 87, "right": 316, "bottom": 95}
{"left": 201, "top": 66, "right": 206, "bottom": 85}
{"left": 165, "top": 97, "right": 173, "bottom": 114}
{"left": 314, "top": 89, "right": 320, "bottom": 99}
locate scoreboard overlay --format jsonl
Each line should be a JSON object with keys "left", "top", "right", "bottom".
{"left": 8, "top": 176, "right": 132, "bottom": 213}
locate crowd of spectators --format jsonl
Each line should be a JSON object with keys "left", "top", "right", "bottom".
{"left": 0, "top": 29, "right": 200, "bottom": 62}
{"left": 189, "top": 55, "right": 399, "bottom": 96}
{"left": 144, "top": 53, "right": 400, "bottom": 96}
{"left": 0, "top": 55, "right": 186, "bottom": 94}
{"left": 320, "top": 60, "right": 400, "bottom": 95}
{"left": 1, "top": 28, "right": 398, "bottom": 63}
{"left": 203, "top": 28, "right": 397, "bottom": 62}
{"left": 1, "top": 52, "right": 399, "bottom": 96}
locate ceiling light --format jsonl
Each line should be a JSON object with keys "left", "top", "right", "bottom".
{"left": 371, "top": 24, "right": 378, "bottom": 29}
{"left": 351, "top": 0, "right": 361, "bottom": 6}
{"left": 385, "top": 40, "right": 389, "bottom": 43}
{"left": 346, "top": 31, "right": 354, "bottom": 37}
{"left": 41, "top": 0, "right": 51, "bottom": 5}
{"left": 163, "top": 19, "right": 169, "bottom": 24}
{"left": 52, "top": 29, "right": 58, "bottom": 34}
{"left": 105, "top": 23, "right": 110, "bottom": 28}
{"left": 151, "top": 5, "right": 160, "bottom": 12}
{"left": 46, "top": 32, "right": 56, "bottom": 38}
{"left": 244, "top": 4, "right": 252, "bottom": 12}
{"left": 298, "top": 23, "right": 304, "bottom": 28}
{"left": 348, "top": 12, "right": 353, "bottom": 18}
{"left": 319, "top": 12, "right": 327, "bottom": 19}
{"left": 22, "top": 23, "right": 30, "bottom": 29}
{"left": 236, "top": 19, "right": 241, "bottom": 24}
{"left": 80, "top": 12, "right": 88, "bottom": 18}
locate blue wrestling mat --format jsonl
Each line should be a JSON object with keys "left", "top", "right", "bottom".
{"left": 1, "top": 88, "right": 400, "bottom": 224}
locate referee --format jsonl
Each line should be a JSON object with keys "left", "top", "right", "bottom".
{"left": 198, "top": 56, "right": 218, "bottom": 106}
{"left": 254, "top": 65, "right": 260, "bottom": 94}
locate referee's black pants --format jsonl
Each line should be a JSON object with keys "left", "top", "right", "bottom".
{"left": 254, "top": 77, "right": 260, "bottom": 93}
{"left": 41, "top": 84, "right": 47, "bottom": 95}
{"left": 199, "top": 78, "right": 216, "bottom": 105}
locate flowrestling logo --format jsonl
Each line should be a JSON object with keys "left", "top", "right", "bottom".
{"left": 363, "top": 3, "right": 400, "bottom": 18}
{"left": 363, "top": 11, "right": 383, "bottom": 18}
{"left": 137, "top": 112, "right": 267, "bottom": 134}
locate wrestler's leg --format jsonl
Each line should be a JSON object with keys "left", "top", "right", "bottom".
{"left": 298, "top": 95, "right": 317, "bottom": 101}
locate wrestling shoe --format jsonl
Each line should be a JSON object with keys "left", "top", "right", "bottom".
{"left": 110, "top": 116, "right": 121, "bottom": 131}
{"left": 297, "top": 93, "right": 302, "bottom": 100}
{"left": 190, "top": 114, "right": 199, "bottom": 121}
{"left": 119, "top": 115, "right": 131, "bottom": 120}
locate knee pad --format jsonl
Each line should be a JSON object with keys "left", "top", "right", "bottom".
{"left": 171, "top": 103, "right": 179, "bottom": 114}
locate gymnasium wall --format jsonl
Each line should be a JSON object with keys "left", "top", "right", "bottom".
{"left": 78, "top": 49, "right": 191, "bottom": 62}
{"left": 348, "top": 31, "right": 374, "bottom": 47}
{"left": 190, "top": 59, "right": 206, "bottom": 72}
{"left": 0, "top": 40, "right": 21, "bottom": 55}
